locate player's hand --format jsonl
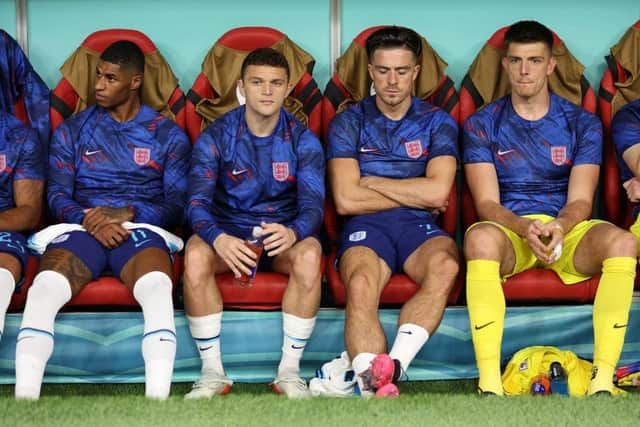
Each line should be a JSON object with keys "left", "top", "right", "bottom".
{"left": 525, "top": 219, "right": 550, "bottom": 263}
{"left": 82, "top": 206, "right": 134, "bottom": 234}
{"left": 526, "top": 219, "right": 563, "bottom": 264}
{"left": 623, "top": 178, "right": 640, "bottom": 203}
{"left": 429, "top": 199, "right": 448, "bottom": 216}
{"left": 261, "top": 222, "right": 297, "bottom": 257}
{"left": 212, "top": 233, "right": 258, "bottom": 278}
{"left": 538, "top": 221, "right": 564, "bottom": 264}
{"left": 92, "top": 223, "right": 131, "bottom": 249}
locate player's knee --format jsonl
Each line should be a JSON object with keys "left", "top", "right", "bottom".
{"left": 608, "top": 229, "right": 638, "bottom": 258}
{"left": 184, "top": 240, "right": 215, "bottom": 286}
{"left": 426, "top": 251, "right": 459, "bottom": 284}
{"left": 291, "top": 242, "right": 322, "bottom": 287}
{"left": 27, "top": 270, "right": 72, "bottom": 310}
{"left": 464, "top": 224, "right": 502, "bottom": 260}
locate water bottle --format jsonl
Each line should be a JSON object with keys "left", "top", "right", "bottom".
{"left": 549, "top": 361, "right": 569, "bottom": 396}
{"left": 236, "top": 226, "right": 264, "bottom": 287}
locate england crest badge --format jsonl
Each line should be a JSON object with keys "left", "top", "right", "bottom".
{"left": 134, "top": 148, "right": 151, "bottom": 166}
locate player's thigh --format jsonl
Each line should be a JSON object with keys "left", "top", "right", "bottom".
{"left": 403, "top": 235, "right": 459, "bottom": 285}
{"left": 339, "top": 245, "right": 391, "bottom": 297}
{"left": 572, "top": 220, "right": 634, "bottom": 277}
{"left": 464, "top": 221, "right": 529, "bottom": 277}
{"left": 112, "top": 229, "right": 173, "bottom": 287}
{"left": 0, "top": 231, "right": 28, "bottom": 281}
{"left": 184, "top": 233, "right": 231, "bottom": 276}
{"left": 41, "top": 231, "right": 102, "bottom": 293}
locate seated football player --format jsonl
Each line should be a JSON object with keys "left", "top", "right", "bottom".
{"left": 326, "top": 26, "right": 460, "bottom": 397}
{"left": 463, "top": 20, "right": 636, "bottom": 396}
{"left": 15, "top": 40, "right": 191, "bottom": 400}
{"left": 613, "top": 98, "right": 640, "bottom": 248}
{"left": 183, "top": 48, "right": 325, "bottom": 399}
{"left": 0, "top": 110, "right": 44, "bottom": 344}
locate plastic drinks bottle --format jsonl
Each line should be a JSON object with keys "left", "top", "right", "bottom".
{"left": 236, "top": 226, "right": 264, "bottom": 287}
{"left": 549, "top": 362, "right": 569, "bottom": 396}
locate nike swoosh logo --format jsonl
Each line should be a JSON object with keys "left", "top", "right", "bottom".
{"left": 84, "top": 149, "right": 101, "bottom": 156}
{"left": 425, "top": 230, "right": 440, "bottom": 235}
{"left": 198, "top": 345, "right": 214, "bottom": 351}
{"left": 16, "top": 336, "right": 34, "bottom": 343}
{"left": 399, "top": 330, "right": 413, "bottom": 335}
{"left": 614, "top": 323, "right": 628, "bottom": 329}
{"left": 159, "top": 338, "right": 176, "bottom": 343}
{"left": 291, "top": 344, "right": 306, "bottom": 349}
{"left": 359, "top": 147, "right": 379, "bottom": 153}
{"left": 474, "top": 321, "right": 495, "bottom": 330}
{"left": 134, "top": 239, "right": 152, "bottom": 248}
{"left": 232, "top": 168, "right": 248, "bottom": 175}
{"left": 497, "top": 149, "right": 514, "bottom": 156}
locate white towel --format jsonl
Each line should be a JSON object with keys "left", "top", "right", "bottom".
{"left": 28, "top": 222, "right": 184, "bottom": 255}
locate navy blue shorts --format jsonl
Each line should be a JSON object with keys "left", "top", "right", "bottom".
{"left": 336, "top": 209, "right": 448, "bottom": 273}
{"left": 0, "top": 231, "right": 29, "bottom": 289}
{"left": 47, "top": 228, "right": 169, "bottom": 279}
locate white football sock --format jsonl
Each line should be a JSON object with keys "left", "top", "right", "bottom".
{"left": 133, "top": 271, "right": 176, "bottom": 400}
{"left": 389, "top": 323, "right": 429, "bottom": 372}
{"left": 0, "top": 268, "right": 16, "bottom": 340}
{"left": 187, "top": 312, "right": 224, "bottom": 375}
{"left": 15, "top": 271, "right": 71, "bottom": 399}
{"left": 277, "top": 313, "right": 315, "bottom": 378}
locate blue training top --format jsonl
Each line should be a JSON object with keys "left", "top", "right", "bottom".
{"left": 463, "top": 93, "right": 602, "bottom": 217}
{"left": 48, "top": 104, "right": 191, "bottom": 228}
{"left": 187, "top": 105, "right": 325, "bottom": 245}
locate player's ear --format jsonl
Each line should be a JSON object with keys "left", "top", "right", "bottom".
{"left": 237, "top": 79, "right": 246, "bottom": 98}
{"left": 130, "top": 73, "right": 143, "bottom": 91}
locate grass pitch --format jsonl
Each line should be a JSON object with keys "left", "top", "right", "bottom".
{"left": 1, "top": 381, "right": 639, "bottom": 427}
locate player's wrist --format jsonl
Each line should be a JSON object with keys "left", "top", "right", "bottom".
{"left": 288, "top": 227, "right": 298, "bottom": 244}
{"left": 125, "top": 205, "right": 135, "bottom": 221}
{"left": 550, "top": 220, "right": 565, "bottom": 234}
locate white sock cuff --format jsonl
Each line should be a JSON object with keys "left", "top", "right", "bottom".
{"left": 396, "top": 323, "right": 429, "bottom": 341}
{"left": 0, "top": 267, "right": 16, "bottom": 290}
{"left": 31, "top": 270, "right": 73, "bottom": 304}
{"left": 352, "top": 352, "right": 376, "bottom": 374}
{"left": 133, "top": 271, "right": 175, "bottom": 335}
{"left": 133, "top": 271, "right": 173, "bottom": 302}
{"left": 0, "top": 268, "right": 15, "bottom": 316}
{"left": 282, "top": 312, "right": 316, "bottom": 340}
{"left": 187, "top": 312, "right": 222, "bottom": 338}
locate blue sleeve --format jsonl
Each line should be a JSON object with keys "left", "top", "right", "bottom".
{"left": 14, "top": 125, "right": 45, "bottom": 181}
{"left": 131, "top": 126, "right": 191, "bottom": 228}
{"left": 8, "top": 34, "right": 50, "bottom": 148}
{"left": 462, "top": 114, "right": 494, "bottom": 164}
{"left": 290, "top": 130, "right": 325, "bottom": 240}
{"left": 573, "top": 112, "right": 602, "bottom": 166}
{"left": 48, "top": 123, "right": 85, "bottom": 223}
{"left": 428, "top": 111, "right": 459, "bottom": 161}
{"left": 612, "top": 103, "right": 640, "bottom": 161}
{"left": 187, "top": 128, "right": 223, "bottom": 246}
{"left": 326, "top": 110, "right": 359, "bottom": 160}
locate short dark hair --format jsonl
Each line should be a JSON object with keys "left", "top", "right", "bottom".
{"left": 100, "top": 40, "right": 145, "bottom": 74}
{"left": 504, "top": 20, "right": 554, "bottom": 52}
{"left": 240, "top": 47, "right": 290, "bottom": 81}
{"left": 365, "top": 26, "right": 422, "bottom": 61}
